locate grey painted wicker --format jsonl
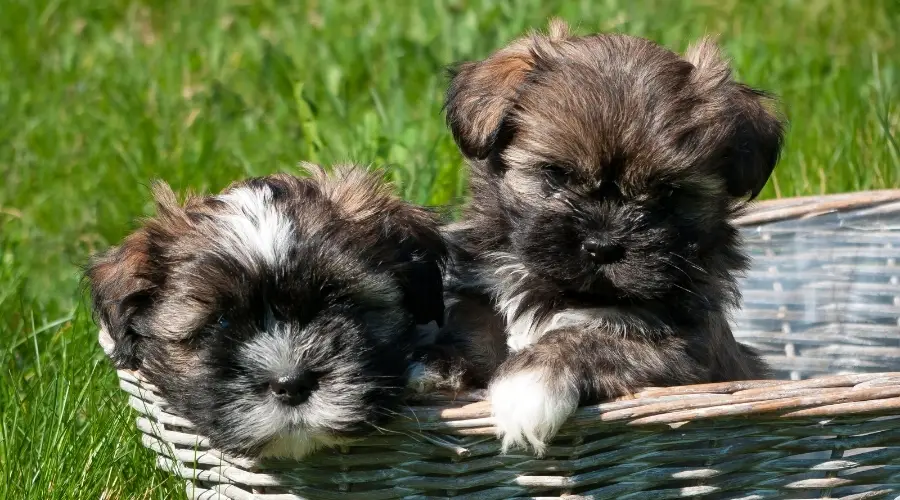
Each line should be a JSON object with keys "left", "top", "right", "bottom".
{"left": 116, "top": 190, "right": 900, "bottom": 499}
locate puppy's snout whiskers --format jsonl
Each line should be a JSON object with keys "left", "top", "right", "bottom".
{"left": 671, "top": 282, "right": 713, "bottom": 309}
{"left": 671, "top": 252, "right": 709, "bottom": 275}
{"left": 661, "top": 257, "right": 694, "bottom": 282}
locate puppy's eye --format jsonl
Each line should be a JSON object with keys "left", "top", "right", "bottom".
{"left": 217, "top": 316, "right": 230, "bottom": 329}
{"left": 541, "top": 164, "right": 570, "bottom": 190}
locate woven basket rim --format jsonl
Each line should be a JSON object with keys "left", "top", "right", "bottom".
{"left": 119, "top": 369, "right": 900, "bottom": 439}
{"left": 734, "top": 189, "right": 900, "bottom": 226}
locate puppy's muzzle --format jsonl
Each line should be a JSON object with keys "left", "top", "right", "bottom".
{"left": 581, "top": 237, "right": 625, "bottom": 264}
{"left": 269, "top": 370, "right": 319, "bottom": 407}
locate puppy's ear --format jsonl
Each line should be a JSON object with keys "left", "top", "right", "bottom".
{"left": 445, "top": 49, "right": 531, "bottom": 161}
{"left": 686, "top": 38, "right": 785, "bottom": 200}
{"left": 85, "top": 229, "right": 155, "bottom": 370}
{"left": 384, "top": 206, "right": 448, "bottom": 327}
{"left": 85, "top": 182, "right": 182, "bottom": 369}
{"left": 445, "top": 19, "right": 570, "bottom": 162}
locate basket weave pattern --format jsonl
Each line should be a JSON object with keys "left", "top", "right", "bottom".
{"left": 118, "top": 191, "right": 900, "bottom": 499}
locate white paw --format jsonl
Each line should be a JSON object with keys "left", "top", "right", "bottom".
{"left": 488, "top": 369, "right": 579, "bottom": 456}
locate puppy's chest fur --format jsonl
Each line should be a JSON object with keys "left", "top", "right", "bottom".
{"left": 444, "top": 246, "right": 769, "bottom": 383}
{"left": 449, "top": 251, "right": 672, "bottom": 353}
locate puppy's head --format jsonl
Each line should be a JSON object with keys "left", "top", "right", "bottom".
{"left": 86, "top": 165, "right": 446, "bottom": 458}
{"left": 446, "top": 20, "right": 784, "bottom": 303}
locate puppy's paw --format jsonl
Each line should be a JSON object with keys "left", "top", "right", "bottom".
{"left": 406, "top": 361, "right": 465, "bottom": 395}
{"left": 488, "top": 368, "right": 579, "bottom": 456}
{"left": 406, "top": 362, "right": 440, "bottom": 394}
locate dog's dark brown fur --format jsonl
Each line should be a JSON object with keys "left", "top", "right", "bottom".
{"left": 436, "top": 20, "right": 783, "bottom": 454}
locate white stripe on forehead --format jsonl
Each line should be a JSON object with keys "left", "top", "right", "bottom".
{"left": 213, "top": 184, "right": 294, "bottom": 267}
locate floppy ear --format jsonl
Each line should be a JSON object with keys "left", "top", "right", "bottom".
{"left": 384, "top": 206, "right": 448, "bottom": 327}
{"left": 444, "top": 19, "right": 570, "bottom": 162}
{"left": 724, "top": 84, "right": 785, "bottom": 200}
{"left": 686, "top": 38, "right": 785, "bottom": 200}
{"left": 85, "top": 182, "right": 184, "bottom": 369}
{"left": 85, "top": 229, "right": 156, "bottom": 369}
{"left": 444, "top": 50, "right": 532, "bottom": 162}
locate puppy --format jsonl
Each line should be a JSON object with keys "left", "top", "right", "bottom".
{"left": 441, "top": 20, "right": 782, "bottom": 455}
{"left": 86, "top": 164, "right": 447, "bottom": 459}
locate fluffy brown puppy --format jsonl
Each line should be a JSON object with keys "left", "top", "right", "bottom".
{"left": 86, "top": 164, "right": 447, "bottom": 458}
{"left": 441, "top": 20, "right": 782, "bottom": 455}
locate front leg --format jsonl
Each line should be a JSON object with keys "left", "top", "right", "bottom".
{"left": 489, "top": 328, "right": 707, "bottom": 455}
{"left": 408, "top": 294, "right": 508, "bottom": 395}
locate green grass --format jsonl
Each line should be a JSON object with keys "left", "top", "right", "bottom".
{"left": 1, "top": 0, "right": 898, "bottom": 498}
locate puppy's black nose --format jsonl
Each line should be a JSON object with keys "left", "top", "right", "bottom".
{"left": 269, "top": 371, "right": 317, "bottom": 406}
{"left": 581, "top": 238, "right": 625, "bottom": 264}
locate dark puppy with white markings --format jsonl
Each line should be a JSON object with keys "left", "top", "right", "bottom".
{"left": 438, "top": 20, "right": 781, "bottom": 455}
{"left": 86, "top": 164, "right": 447, "bottom": 459}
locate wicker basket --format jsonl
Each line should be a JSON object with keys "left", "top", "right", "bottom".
{"left": 117, "top": 190, "right": 900, "bottom": 500}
